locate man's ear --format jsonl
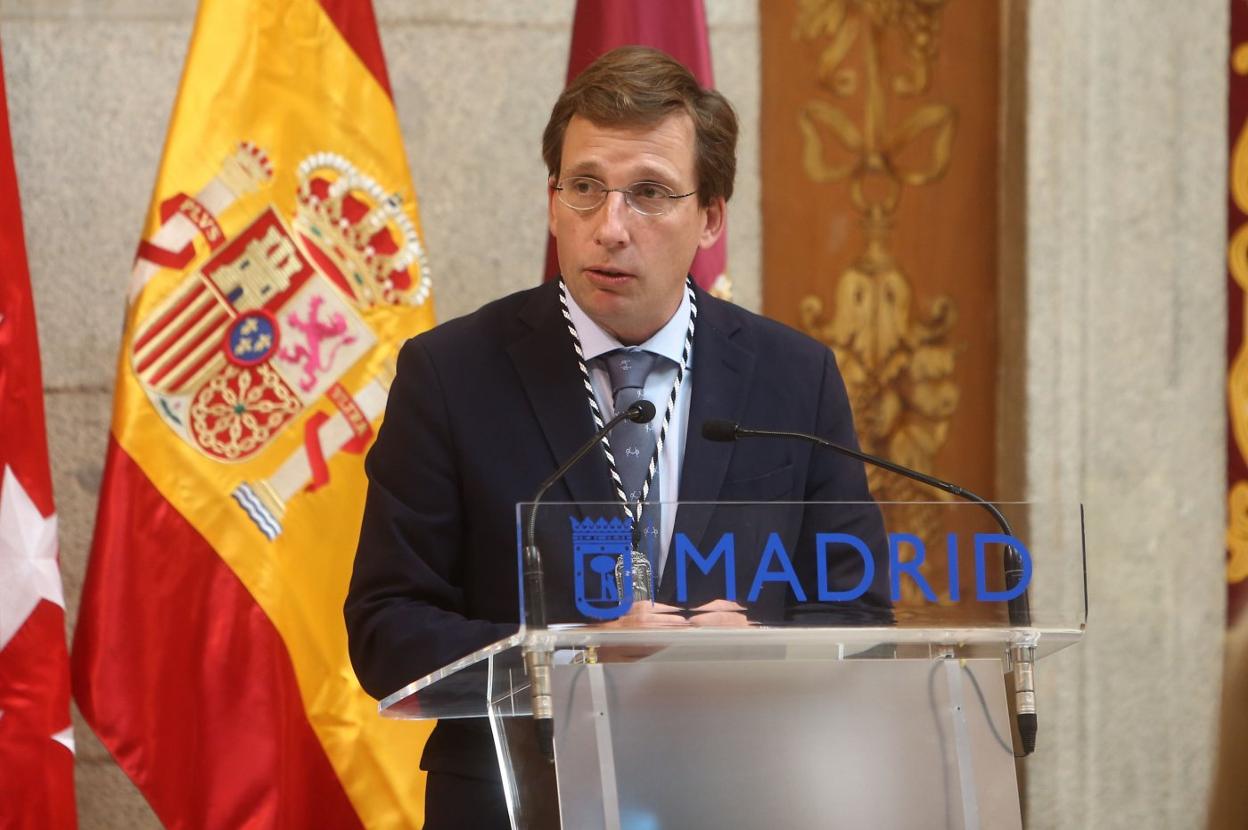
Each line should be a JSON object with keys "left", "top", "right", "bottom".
{"left": 699, "top": 196, "right": 727, "bottom": 250}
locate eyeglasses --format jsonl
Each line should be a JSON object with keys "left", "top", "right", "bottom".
{"left": 554, "top": 176, "right": 697, "bottom": 216}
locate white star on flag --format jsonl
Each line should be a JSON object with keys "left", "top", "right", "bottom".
{"left": 0, "top": 465, "right": 62, "bottom": 652}
{"left": 52, "top": 724, "right": 76, "bottom": 753}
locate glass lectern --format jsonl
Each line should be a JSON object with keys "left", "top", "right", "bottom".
{"left": 380, "top": 501, "right": 1086, "bottom": 830}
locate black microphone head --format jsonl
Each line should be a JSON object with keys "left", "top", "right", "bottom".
{"left": 626, "top": 399, "right": 656, "bottom": 423}
{"left": 1018, "top": 713, "right": 1037, "bottom": 755}
{"left": 701, "top": 419, "right": 739, "bottom": 442}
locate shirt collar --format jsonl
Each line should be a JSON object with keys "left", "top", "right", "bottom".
{"left": 564, "top": 283, "right": 693, "bottom": 366}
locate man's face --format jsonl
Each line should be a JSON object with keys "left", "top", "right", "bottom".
{"left": 549, "top": 113, "right": 725, "bottom": 345}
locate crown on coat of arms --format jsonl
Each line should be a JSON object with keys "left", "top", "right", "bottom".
{"left": 569, "top": 516, "right": 634, "bottom": 545}
{"left": 220, "top": 141, "right": 274, "bottom": 196}
{"left": 291, "top": 152, "right": 431, "bottom": 309}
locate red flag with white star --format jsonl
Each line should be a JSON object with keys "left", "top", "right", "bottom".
{"left": 0, "top": 34, "right": 78, "bottom": 830}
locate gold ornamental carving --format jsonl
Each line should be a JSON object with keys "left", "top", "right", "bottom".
{"left": 1224, "top": 43, "right": 1248, "bottom": 589}
{"left": 793, "top": 0, "right": 961, "bottom": 604}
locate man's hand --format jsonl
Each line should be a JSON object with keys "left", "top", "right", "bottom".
{"left": 596, "top": 600, "right": 690, "bottom": 629}
{"left": 590, "top": 599, "right": 750, "bottom": 662}
{"left": 688, "top": 599, "right": 750, "bottom": 628}
{"left": 592, "top": 601, "right": 687, "bottom": 661}
{"left": 594, "top": 599, "right": 751, "bottom": 629}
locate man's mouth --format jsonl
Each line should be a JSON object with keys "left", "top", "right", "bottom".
{"left": 585, "top": 267, "right": 635, "bottom": 282}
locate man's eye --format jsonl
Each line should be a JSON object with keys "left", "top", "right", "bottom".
{"left": 571, "top": 179, "right": 597, "bottom": 195}
{"left": 634, "top": 184, "right": 668, "bottom": 200}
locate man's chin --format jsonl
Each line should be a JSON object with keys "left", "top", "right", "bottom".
{"left": 583, "top": 298, "right": 631, "bottom": 328}
{"left": 578, "top": 281, "right": 637, "bottom": 315}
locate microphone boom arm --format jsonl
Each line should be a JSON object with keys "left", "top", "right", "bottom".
{"left": 704, "top": 419, "right": 1038, "bottom": 755}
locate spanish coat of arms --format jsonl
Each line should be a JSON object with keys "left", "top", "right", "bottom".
{"left": 128, "top": 143, "right": 431, "bottom": 540}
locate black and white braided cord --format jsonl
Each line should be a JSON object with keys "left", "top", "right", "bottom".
{"left": 557, "top": 277, "right": 697, "bottom": 526}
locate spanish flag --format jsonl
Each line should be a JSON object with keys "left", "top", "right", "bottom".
{"left": 71, "top": 1, "right": 434, "bottom": 826}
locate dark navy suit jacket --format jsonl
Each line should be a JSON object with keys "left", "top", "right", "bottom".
{"left": 344, "top": 280, "right": 889, "bottom": 783}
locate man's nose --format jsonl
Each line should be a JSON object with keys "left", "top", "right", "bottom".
{"left": 593, "top": 190, "right": 631, "bottom": 248}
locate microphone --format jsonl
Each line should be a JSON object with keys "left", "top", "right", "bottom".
{"left": 523, "top": 398, "right": 657, "bottom": 761}
{"left": 701, "top": 418, "right": 1038, "bottom": 756}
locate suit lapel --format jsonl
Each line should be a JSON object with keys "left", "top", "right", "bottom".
{"left": 669, "top": 290, "right": 755, "bottom": 565}
{"left": 506, "top": 284, "right": 617, "bottom": 506}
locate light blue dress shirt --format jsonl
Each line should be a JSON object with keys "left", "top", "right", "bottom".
{"left": 564, "top": 287, "right": 694, "bottom": 577}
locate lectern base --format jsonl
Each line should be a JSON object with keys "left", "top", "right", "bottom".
{"left": 488, "top": 656, "right": 1022, "bottom": 830}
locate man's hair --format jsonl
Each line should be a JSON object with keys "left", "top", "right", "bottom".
{"left": 542, "top": 46, "right": 738, "bottom": 206}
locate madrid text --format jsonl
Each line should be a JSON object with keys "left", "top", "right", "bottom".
{"left": 669, "top": 531, "right": 1033, "bottom": 606}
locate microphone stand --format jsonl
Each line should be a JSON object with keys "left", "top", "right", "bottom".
{"left": 522, "top": 399, "right": 656, "bottom": 762}
{"left": 701, "top": 419, "right": 1038, "bottom": 756}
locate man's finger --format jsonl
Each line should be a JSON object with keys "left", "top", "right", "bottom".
{"left": 689, "top": 610, "right": 751, "bottom": 628}
{"left": 690, "top": 599, "right": 746, "bottom": 613}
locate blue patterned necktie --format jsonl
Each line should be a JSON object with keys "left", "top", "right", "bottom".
{"left": 602, "top": 348, "right": 662, "bottom": 570}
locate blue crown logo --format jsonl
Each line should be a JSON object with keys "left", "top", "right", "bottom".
{"left": 571, "top": 515, "right": 634, "bottom": 620}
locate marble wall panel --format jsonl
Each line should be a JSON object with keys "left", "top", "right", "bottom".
{"left": 1020, "top": 1, "right": 1228, "bottom": 828}
{"left": 374, "top": 0, "right": 573, "bottom": 27}
{"left": 74, "top": 756, "right": 160, "bottom": 829}
{"left": 41, "top": 390, "right": 109, "bottom": 638}
{"left": 0, "top": 0, "right": 195, "bottom": 19}
{"left": 3, "top": 18, "right": 190, "bottom": 388}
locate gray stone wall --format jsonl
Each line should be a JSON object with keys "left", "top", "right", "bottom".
{"left": 1015, "top": 1, "right": 1229, "bottom": 828}
{"left": 0, "top": 0, "right": 1231, "bottom": 827}
{"left": 0, "top": 0, "right": 758, "bottom": 826}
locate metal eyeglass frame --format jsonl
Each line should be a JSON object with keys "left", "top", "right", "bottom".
{"left": 553, "top": 176, "right": 697, "bottom": 216}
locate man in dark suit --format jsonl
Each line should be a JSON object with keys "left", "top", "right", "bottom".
{"left": 345, "top": 46, "right": 888, "bottom": 828}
